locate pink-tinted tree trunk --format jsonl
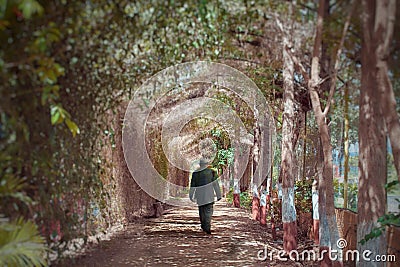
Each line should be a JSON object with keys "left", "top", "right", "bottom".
{"left": 281, "top": 25, "right": 297, "bottom": 252}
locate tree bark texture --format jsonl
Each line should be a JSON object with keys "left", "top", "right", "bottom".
{"left": 374, "top": 0, "right": 400, "bottom": 181}
{"left": 309, "top": 1, "right": 342, "bottom": 266}
{"left": 343, "top": 84, "right": 350, "bottom": 209}
{"left": 281, "top": 27, "right": 297, "bottom": 252}
{"left": 357, "top": 1, "right": 392, "bottom": 266}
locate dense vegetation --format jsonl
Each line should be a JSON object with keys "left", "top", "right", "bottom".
{"left": 1, "top": 0, "right": 399, "bottom": 266}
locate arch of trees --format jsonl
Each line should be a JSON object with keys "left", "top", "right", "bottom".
{"left": 0, "top": 0, "right": 399, "bottom": 266}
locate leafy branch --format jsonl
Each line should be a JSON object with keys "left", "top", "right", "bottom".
{"left": 359, "top": 181, "right": 400, "bottom": 245}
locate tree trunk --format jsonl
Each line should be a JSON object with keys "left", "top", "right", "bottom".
{"left": 281, "top": 28, "right": 297, "bottom": 252}
{"left": 302, "top": 111, "right": 307, "bottom": 179}
{"left": 357, "top": 1, "right": 391, "bottom": 266}
{"left": 233, "top": 180, "right": 241, "bottom": 208}
{"left": 312, "top": 178, "right": 320, "bottom": 245}
{"left": 269, "top": 161, "right": 276, "bottom": 239}
{"left": 233, "top": 141, "right": 241, "bottom": 208}
{"left": 374, "top": 0, "right": 400, "bottom": 181}
{"left": 343, "top": 84, "right": 350, "bottom": 209}
{"left": 222, "top": 166, "right": 229, "bottom": 197}
{"left": 316, "top": 137, "right": 331, "bottom": 263}
{"left": 309, "top": 1, "right": 342, "bottom": 266}
{"left": 260, "top": 189, "right": 267, "bottom": 225}
{"left": 252, "top": 127, "right": 261, "bottom": 220}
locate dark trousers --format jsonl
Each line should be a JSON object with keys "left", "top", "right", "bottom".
{"left": 198, "top": 203, "right": 214, "bottom": 233}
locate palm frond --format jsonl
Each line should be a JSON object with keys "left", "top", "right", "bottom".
{"left": 0, "top": 175, "right": 33, "bottom": 206}
{"left": 0, "top": 218, "right": 48, "bottom": 267}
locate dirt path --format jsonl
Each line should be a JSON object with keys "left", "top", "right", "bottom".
{"left": 56, "top": 201, "right": 314, "bottom": 266}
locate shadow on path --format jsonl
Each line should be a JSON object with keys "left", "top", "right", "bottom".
{"left": 56, "top": 201, "right": 309, "bottom": 266}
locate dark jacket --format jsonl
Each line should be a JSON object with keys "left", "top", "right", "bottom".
{"left": 189, "top": 167, "right": 222, "bottom": 206}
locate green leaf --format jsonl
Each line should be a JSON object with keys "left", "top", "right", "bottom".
{"left": 18, "top": 0, "right": 44, "bottom": 19}
{"left": 33, "top": 36, "right": 47, "bottom": 53}
{"left": 65, "top": 118, "right": 80, "bottom": 137}
{"left": 51, "top": 109, "right": 60, "bottom": 125}
{"left": 53, "top": 63, "right": 65, "bottom": 76}
{"left": 50, "top": 105, "right": 57, "bottom": 116}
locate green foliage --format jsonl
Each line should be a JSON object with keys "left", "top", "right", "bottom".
{"left": 50, "top": 105, "right": 79, "bottom": 137}
{"left": 226, "top": 187, "right": 233, "bottom": 204}
{"left": 0, "top": 174, "right": 47, "bottom": 266}
{"left": 239, "top": 191, "right": 253, "bottom": 210}
{"left": 387, "top": 153, "right": 400, "bottom": 196}
{"left": 1, "top": 0, "right": 386, "bottom": 262}
{"left": 295, "top": 179, "right": 312, "bottom": 213}
{"left": 213, "top": 91, "right": 256, "bottom": 132}
{"left": 225, "top": 188, "right": 252, "bottom": 210}
{"left": 151, "top": 130, "right": 169, "bottom": 180}
{"left": 359, "top": 205, "right": 400, "bottom": 245}
{"left": 0, "top": 218, "right": 48, "bottom": 267}
{"left": 0, "top": 175, "right": 32, "bottom": 208}
{"left": 0, "top": 0, "right": 116, "bottom": 257}
{"left": 18, "top": 0, "right": 44, "bottom": 19}
{"left": 0, "top": 0, "right": 236, "bottom": 260}
{"left": 210, "top": 128, "right": 234, "bottom": 171}
{"left": 270, "top": 192, "right": 282, "bottom": 225}
{"left": 333, "top": 178, "right": 358, "bottom": 211}
{"left": 359, "top": 181, "right": 400, "bottom": 245}
{"left": 386, "top": 180, "right": 400, "bottom": 190}
{"left": 216, "top": 148, "right": 234, "bottom": 167}
{"left": 1, "top": 1, "right": 78, "bottom": 135}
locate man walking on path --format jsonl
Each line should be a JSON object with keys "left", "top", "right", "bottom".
{"left": 189, "top": 158, "right": 222, "bottom": 234}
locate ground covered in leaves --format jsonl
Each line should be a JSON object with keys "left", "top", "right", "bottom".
{"left": 55, "top": 201, "right": 317, "bottom": 266}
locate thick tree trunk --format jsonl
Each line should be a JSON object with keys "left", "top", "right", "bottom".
{"left": 374, "top": 0, "right": 400, "bottom": 181}
{"left": 378, "top": 64, "right": 400, "bottom": 181}
{"left": 357, "top": 60, "right": 387, "bottom": 267}
{"left": 357, "top": 1, "right": 391, "bottom": 266}
{"left": 316, "top": 139, "right": 331, "bottom": 263}
{"left": 281, "top": 30, "right": 297, "bottom": 253}
{"left": 311, "top": 87, "right": 340, "bottom": 267}
{"left": 309, "top": 1, "right": 342, "bottom": 266}
{"left": 281, "top": 0, "right": 354, "bottom": 264}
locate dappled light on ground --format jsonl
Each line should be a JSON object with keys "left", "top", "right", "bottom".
{"left": 57, "top": 201, "right": 313, "bottom": 266}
